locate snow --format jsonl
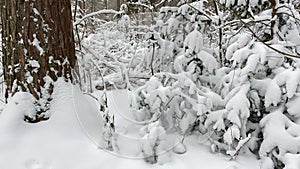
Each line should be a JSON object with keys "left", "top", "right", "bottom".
{"left": 28, "top": 60, "right": 40, "bottom": 68}
{"left": 280, "top": 153, "right": 300, "bottom": 169}
{"left": 205, "top": 109, "right": 227, "bottom": 131}
{"left": 260, "top": 157, "right": 274, "bottom": 169}
{"left": 259, "top": 107, "right": 300, "bottom": 157}
{"left": 166, "top": 15, "right": 180, "bottom": 36}
{"left": 0, "top": 79, "right": 103, "bottom": 169}
{"left": 0, "top": 80, "right": 260, "bottom": 169}
{"left": 264, "top": 79, "right": 281, "bottom": 107}
{"left": 285, "top": 69, "right": 300, "bottom": 98}
{"left": 224, "top": 125, "right": 240, "bottom": 145}
{"left": 287, "top": 96, "right": 300, "bottom": 118}
{"left": 226, "top": 83, "right": 250, "bottom": 120}
{"left": 241, "top": 54, "right": 259, "bottom": 75}
{"left": 172, "top": 142, "right": 187, "bottom": 154}
{"left": 31, "top": 34, "right": 45, "bottom": 56}
{"left": 184, "top": 28, "right": 204, "bottom": 54}
{"left": 197, "top": 51, "right": 219, "bottom": 73}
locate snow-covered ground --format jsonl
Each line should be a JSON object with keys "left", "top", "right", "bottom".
{"left": 0, "top": 80, "right": 260, "bottom": 169}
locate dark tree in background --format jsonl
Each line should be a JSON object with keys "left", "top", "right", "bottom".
{"left": 1, "top": 0, "right": 76, "bottom": 122}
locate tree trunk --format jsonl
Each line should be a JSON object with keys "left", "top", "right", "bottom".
{"left": 269, "top": 0, "right": 276, "bottom": 39}
{"left": 1, "top": 0, "right": 76, "bottom": 122}
{"left": 116, "top": 0, "right": 121, "bottom": 10}
{"left": 90, "top": 0, "right": 95, "bottom": 12}
{"left": 105, "top": 0, "right": 108, "bottom": 9}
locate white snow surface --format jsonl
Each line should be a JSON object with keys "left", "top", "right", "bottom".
{"left": 0, "top": 80, "right": 260, "bottom": 169}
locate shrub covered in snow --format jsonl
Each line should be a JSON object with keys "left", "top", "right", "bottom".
{"left": 129, "top": 0, "right": 300, "bottom": 167}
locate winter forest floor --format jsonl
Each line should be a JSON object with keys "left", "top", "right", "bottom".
{"left": 0, "top": 79, "right": 260, "bottom": 169}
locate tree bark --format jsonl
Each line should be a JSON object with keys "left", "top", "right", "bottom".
{"left": 117, "top": 0, "right": 121, "bottom": 10}
{"left": 1, "top": 0, "right": 76, "bottom": 121}
{"left": 269, "top": 0, "right": 276, "bottom": 39}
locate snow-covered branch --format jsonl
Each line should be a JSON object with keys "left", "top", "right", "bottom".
{"left": 74, "top": 9, "right": 124, "bottom": 25}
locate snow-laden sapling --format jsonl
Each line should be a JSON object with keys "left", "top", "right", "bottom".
{"left": 139, "top": 121, "right": 169, "bottom": 164}
{"left": 99, "top": 92, "right": 115, "bottom": 151}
